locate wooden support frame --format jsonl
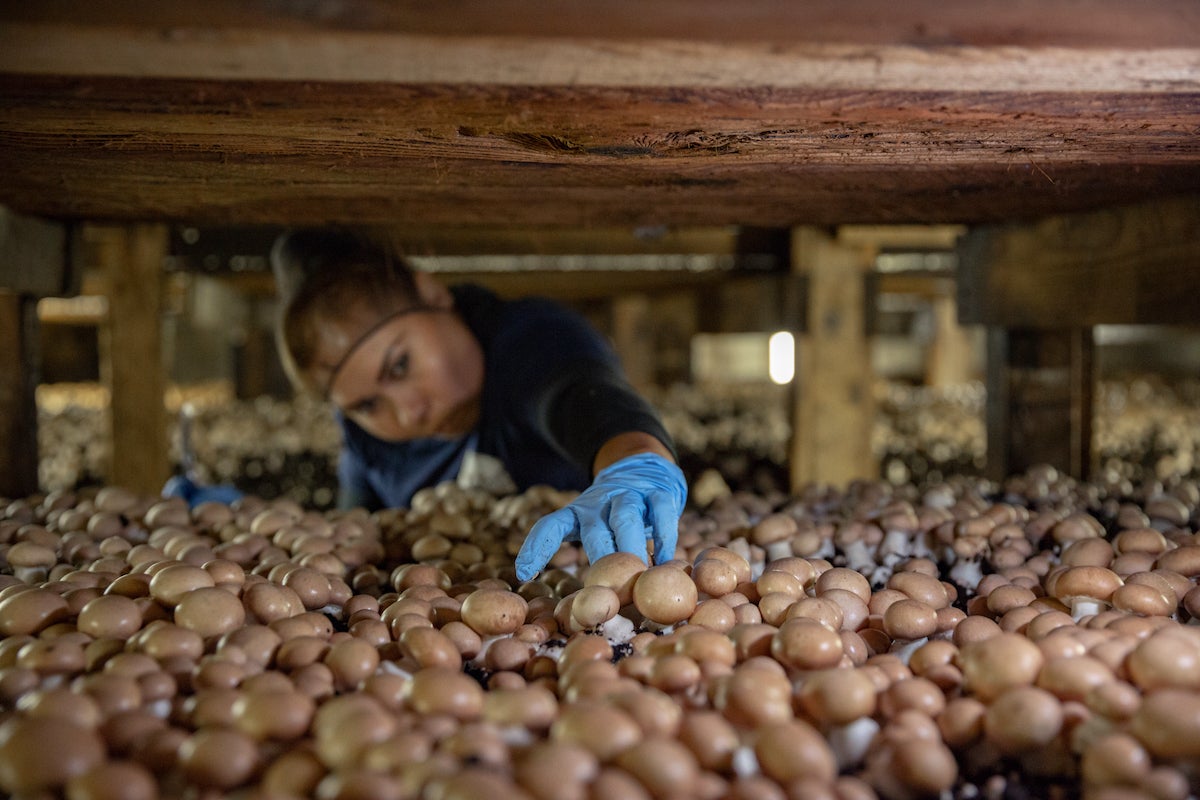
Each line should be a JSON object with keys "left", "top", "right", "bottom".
{"left": 790, "top": 228, "right": 876, "bottom": 489}
{"left": 961, "top": 196, "right": 1199, "bottom": 481}
{"left": 2, "top": 5, "right": 1198, "bottom": 228}
{"left": 985, "top": 328, "right": 1094, "bottom": 482}
{"left": 0, "top": 291, "right": 40, "bottom": 498}
{"left": 958, "top": 196, "right": 1200, "bottom": 328}
{"left": 0, "top": 208, "right": 73, "bottom": 498}
{"left": 925, "top": 294, "right": 979, "bottom": 389}
{"left": 91, "top": 224, "right": 170, "bottom": 494}
{"left": 0, "top": 208, "right": 73, "bottom": 297}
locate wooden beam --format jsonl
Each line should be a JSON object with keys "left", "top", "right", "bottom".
{"left": 1, "top": 0, "right": 1198, "bottom": 230}
{"left": 695, "top": 274, "right": 806, "bottom": 335}
{"left": 1, "top": 73, "right": 1196, "bottom": 227}
{"left": 6, "top": 1, "right": 1198, "bottom": 48}
{"left": 0, "top": 291, "right": 40, "bottom": 498}
{"left": 985, "top": 328, "right": 1094, "bottom": 481}
{"left": 4, "top": 5, "right": 1198, "bottom": 88}
{"left": 791, "top": 228, "right": 876, "bottom": 488}
{"left": 959, "top": 196, "right": 1200, "bottom": 327}
{"left": 839, "top": 225, "right": 966, "bottom": 252}
{"left": 93, "top": 224, "right": 170, "bottom": 494}
{"left": 170, "top": 226, "right": 740, "bottom": 262}
{"left": 204, "top": 266, "right": 745, "bottom": 303}
{"left": 0, "top": 209, "right": 73, "bottom": 297}
{"left": 0, "top": 209, "right": 75, "bottom": 499}
{"left": 925, "top": 294, "right": 979, "bottom": 388}
{"left": 875, "top": 273, "right": 955, "bottom": 300}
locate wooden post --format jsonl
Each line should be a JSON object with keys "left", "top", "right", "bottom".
{"left": 960, "top": 197, "right": 1199, "bottom": 481}
{"left": 0, "top": 291, "right": 40, "bottom": 497}
{"left": 925, "top": 293, "right": 978, "bottom": 388}
{"left": 791, "top": 228, "right": 876, "bottom": 489}
{"left": 92, "top": 224, "right": 170, "bottom": 494}
{"left": 0, "top": 208, "right": 72, "bottom": 498}
{"left": 985, "top": 328, "right": 1094, "bottom": 481}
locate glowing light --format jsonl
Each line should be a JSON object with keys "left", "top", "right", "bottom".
{"left": 768, "top": 331, "right": 795, "bottom": 385}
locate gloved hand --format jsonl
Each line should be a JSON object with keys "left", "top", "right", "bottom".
{"left": 162, "top": 474, "right": 244, "bottom": 508}
{"left": 515, "top": 452, "right": 687, "bottom": 582}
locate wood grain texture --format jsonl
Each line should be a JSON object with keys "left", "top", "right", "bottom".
{"left": 94, "top": 224, "right": 170, "bottom": 494}
{"left": 0, "top": 292, "right": 40, "bottom": 497}
{"left": 985, "top": 328, "right": 1094, "bottom": 480}
{"left": 958, "top": 196, "right": 1200, "bottom": 326}
{"left": 1, "top": 75, "right": 1197, "bottom": 226}
{"left": 0, "top": 2, "right": 1197, "bottom": 227}
{"left": 5, "top": 1, "right": 1199, "bottom": 47}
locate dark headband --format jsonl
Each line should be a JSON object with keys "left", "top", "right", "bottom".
{"left": 322, "top": 305, "right": 441, "bottom": 399}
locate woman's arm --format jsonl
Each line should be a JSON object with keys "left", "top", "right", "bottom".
{"left": 535, "top": 359, "right": 678, "bottom": 477}
{"left": 517, "top": 373, "right": 688, "bottom": 580}
{"left": 593, "top": 430, "right": 676, "bottom": 473}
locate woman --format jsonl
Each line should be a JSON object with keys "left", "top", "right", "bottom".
{"left": 271, "top": 229, "right": 687, "bottom": 581}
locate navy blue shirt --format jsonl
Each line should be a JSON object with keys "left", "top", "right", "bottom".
{"left": 336, "top": 284, "right": 672, "bottom": 511}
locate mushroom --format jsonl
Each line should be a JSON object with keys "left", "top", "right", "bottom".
{"left": 1048, "top": 566, "right": 1124, "bottom": 621}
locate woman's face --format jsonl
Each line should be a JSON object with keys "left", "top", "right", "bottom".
{"left": 324, "top": 274, "right": 484, "bottom": 442}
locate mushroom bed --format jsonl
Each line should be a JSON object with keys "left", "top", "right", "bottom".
{"left": 2, "top": 469, "right": 1200, "bottom": 800}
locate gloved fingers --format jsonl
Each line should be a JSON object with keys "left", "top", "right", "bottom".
{"left": 608, "top": 491, "right": 650, "bottom": 564}
{"left": 516, "top": 507, "right": 577, "bottom": 582}
{"left": 194, "top": 485, "right": 244, "bottom": 507}
{"left": 162, "top": 475, "right": 197, "bottom": 503}
{"left": 647, "top": 489, "right": 682, "bottom": 565}
{"left": 577, "top": 500, "right": 617, "bottom": 565}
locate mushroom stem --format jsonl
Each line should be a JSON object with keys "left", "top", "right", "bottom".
{"left": 731, "top": 745, "right": 759, "bottom": 778}
{"left": 842, "top": 540, "right": 875, "bottom": 574}
{"left": 891, "top": 637, "right": 931, "bottom": 666}
{"left": 949, "top": 558, "right": 984, "bottom": 593}
{"left": 828, "top": 717, "right": 880, "bottom": 770}
{"left": 1069, "top": 599, "right": 1106, "bottom": 622}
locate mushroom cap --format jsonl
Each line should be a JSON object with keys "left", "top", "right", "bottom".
{"left": 1050, "top": 566, "right": 1123, "bottom": 603}
{"left": 1112, "top": 528, "right": 1170, "bottom": 556}
{"left": 1130, "top": 688, "right": 1200, "bottom": 759}
{"left": 1154, "top": 545, "right": 1200, "bottom": 579}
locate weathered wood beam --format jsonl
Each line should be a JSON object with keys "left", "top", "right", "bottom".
{"left": 1, "top": 73, "right": 1195, "bottom": 227}
{"left": 6, "top": 0, "right": 1197, "bottom": 47}
{"left": 171, "top": 226, "right": 740, "bottom": 263}
{"left": 985, "top": 328, "right": 1094, "bottom": 481}
{"left": 1, "top": 0, "right": 1197, "bottom": 228}
{"left": 925, "top": 295, "right": 980, "bottom": 389}
{"left": 0, "top": 209, "right": 77, "bottom": 498}
{"left": 958, "top": 196, "right": 1200, "bottom": 327}
{"left": 0, "top": 291, "right": 40, "bottom": 498}
{"left": 0, "top": 209, "right": 73, "bottom": 297}
{"left": 7, "top": 26, "right": 1197, "bottom": 90}
{"left": 839, "top": 226, "right": 966, "bottom": 252}
{"left": 5, "top": 0, "right": 1199, "bottom": 86}
{"left": 205, "top": 267, "right": 741, "bottom": 303}
{"left": 695, "top": 274, "right": 806, "bottom": 335}
{"left": 92, "top": 224, "right": 170, "bottom": 494}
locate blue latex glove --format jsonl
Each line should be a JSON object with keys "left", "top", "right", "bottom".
{"left": 163, "top": 474, "right": 244, "bottom": 508}
{"left": 515, "top": 452, "right": 687, "bottom": 581}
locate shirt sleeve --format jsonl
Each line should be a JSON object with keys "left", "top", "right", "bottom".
{"left": 535, "top": 359, "right": 676, "bottom": 474}
{"left": 485, "top": 296, "right": 676, "bottom": 476}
